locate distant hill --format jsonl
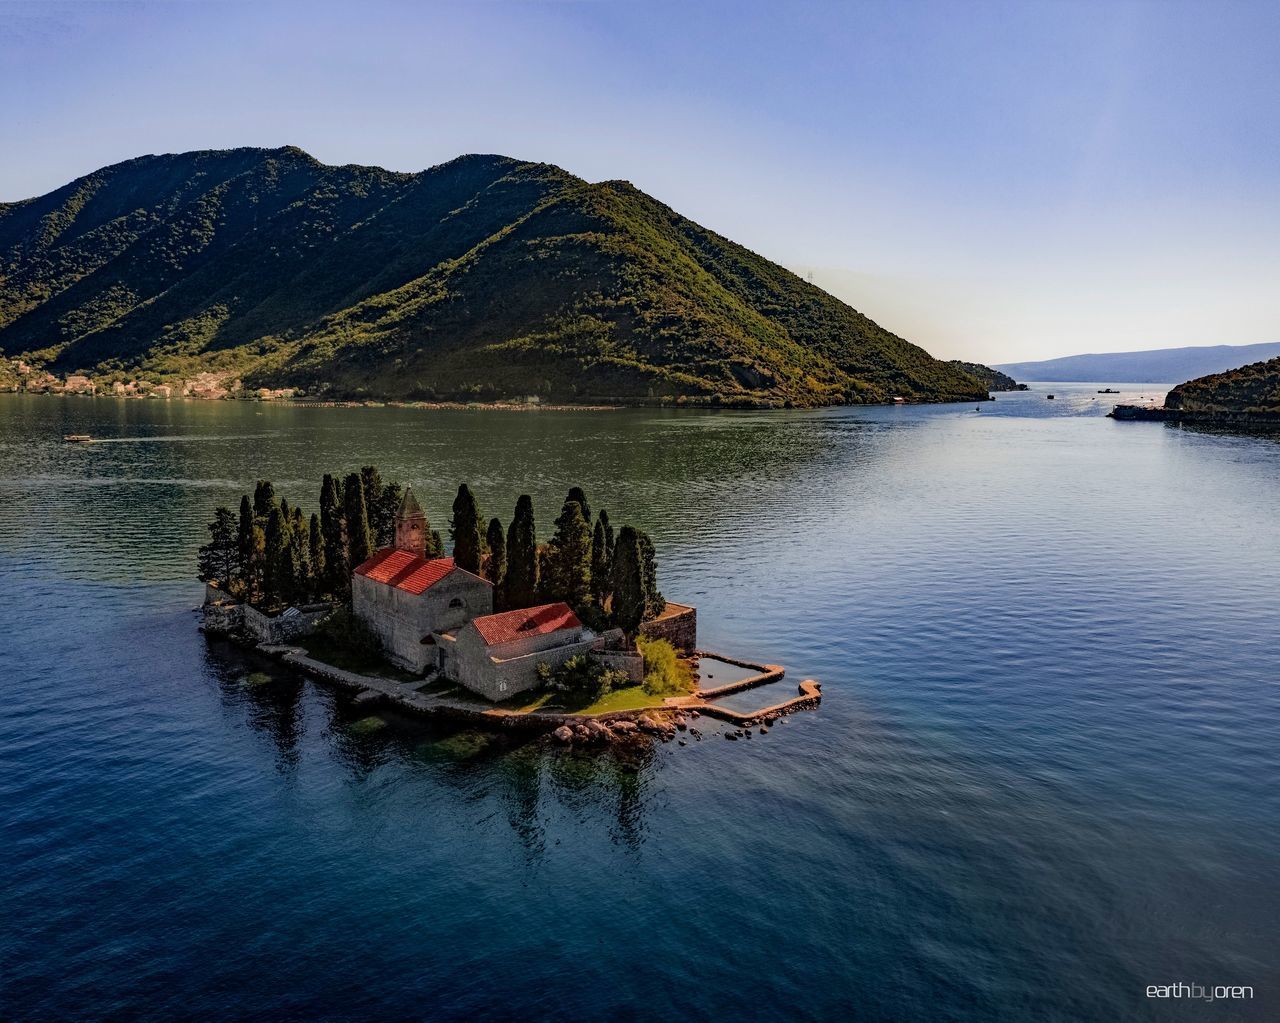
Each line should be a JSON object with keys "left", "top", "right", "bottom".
{"left": 994, "top": 343, "right": 1280, "bottom": 384}
{"left": 0, "top": 146, "right": 987, "bottom": 407}
{"left": 1165, "top": 357, "right": 1280, "bottom": 413}
{"left": 947, "top": 360, "right": 1022, "bottom": 391}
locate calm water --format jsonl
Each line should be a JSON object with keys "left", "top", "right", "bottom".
{"left": 2, "top": 383, "right": 1277, "bottom": 1022}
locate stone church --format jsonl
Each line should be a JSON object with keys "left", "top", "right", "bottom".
{"left": 352, "top": 488, "right": 605, "bottom": 700}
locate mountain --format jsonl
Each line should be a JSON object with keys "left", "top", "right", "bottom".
{"left": 0, "top": 146, "right": 988, "bottom": 407}
{"left": 946, "top": 360, "right": 1022, "bottom": 391}
{"left": 994, "top": 342, "right": 1280, "bottom": 384}
{"left": 1165, "top": 357, "right": 1280, "bottom": 413}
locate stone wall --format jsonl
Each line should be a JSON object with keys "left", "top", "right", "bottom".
{"left": 639, "top": 601, "right": 697, "bottom": 652}
{"left": 241, "top": 603, "right": 333, "bottom": 645}
{"left": 201, "top": 600, "right": 243, "bottom": 635}
{"left": 591, "top": 649, "right": 645, "bottom": 683}
{"left": 352, "top": 570, "right": 492, "bottom": 674}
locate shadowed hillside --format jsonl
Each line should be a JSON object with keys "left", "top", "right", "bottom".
{"left": 0, "top": 147, "right": 989, "bottom": 407}
{"left": 1165, "top": 357, "right": 1280, "bottom": 413}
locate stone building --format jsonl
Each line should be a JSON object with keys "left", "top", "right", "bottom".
{"left": 350, "top": 486, "right": 693, "bottom": 702}
{"left": 352, "top": 491, "right": 495, "bottom": 673}
{"left": 438, "top": 602, "right": 596, "bottom": 702}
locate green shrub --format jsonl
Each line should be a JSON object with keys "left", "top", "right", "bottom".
{"left": 537, "top": 654, "right": 629, "bottom": 704}
{"left": 637, "top": 636, "right": 695, "bottom": 695}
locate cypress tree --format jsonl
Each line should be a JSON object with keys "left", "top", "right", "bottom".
{"left": 599, "top": 508, "right": 615, "bottom": 562}
{"left": 637, "top": 530, "right": 665, "bottom": 619}
{"left": 610, "top": 526, "right": 646, "bottom": 637}
{"left": 485, "top": 516, "right": 506, "bottom": 597}
{"left": 250, "top": 525, "right": 267, "bottom": 605}
{"left": 264, "top": 507, "right": 289, "bottom": 606}
{"left": 253, "top": 480, "right": 276, "bottom": 519}
{"left": 236, "top": 495, "right": 256, "bottom": 598}
{"left": 449, "top": 484, "right": 484, "bottom": 574}
{"left": 591, "top": 517, "right": 611, "bottom": 607}
{"left": 376, "top": 482, "right": 403, "bottom": 549}
{"left": 319, "top": 473, "right": 346, "bottom": 595}
{"left": 343, "top": 471, "right": 373, "bottom": 573}
{"left": 428, "top": 529, "right": 444, "bottom": 558}
{"left": 549, "top": 501, "right": 592, "bottom": 611}
{"left": 309, "top": 513, "right": 325, "bottom": 597}
{"left": 290, "top": 506, "right": 311, "bottom": 601}
{"left": 504, "top": 495, "right": 538, "bottom": 609}
{"left": 565, "top": 486, "right": 591, "bottom": 525}
{"left": 197, "top": 507, "right": 240, "bottom": 593}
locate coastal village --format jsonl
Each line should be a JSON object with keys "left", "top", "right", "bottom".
{"left": 198, "top": 471, "right": 820, "bottom": 744}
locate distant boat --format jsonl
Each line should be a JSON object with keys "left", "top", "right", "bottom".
{"left": 63, "top": 434, "right": 93, "bottom": 442}
{"left": 1046, "top": 394, "right": 1055, "bottom": 400}
{"left": 1097, "top": 388, "right": 1120, "bottom": 394}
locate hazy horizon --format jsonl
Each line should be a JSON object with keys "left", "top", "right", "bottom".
{"left": 3, "top": 0, "right": 1277, "bottom": 365}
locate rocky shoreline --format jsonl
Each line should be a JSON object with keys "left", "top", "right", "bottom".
{"left": 1109, "top": 404, "right": 1280, "bottom": 429}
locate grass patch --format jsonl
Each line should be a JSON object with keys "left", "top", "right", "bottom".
{"left": 347, "top": 715, "right": 387, "bottom": 735}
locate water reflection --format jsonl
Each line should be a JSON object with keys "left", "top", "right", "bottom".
{"left": 203, "top": 636, "right": 660, "bottom": 857}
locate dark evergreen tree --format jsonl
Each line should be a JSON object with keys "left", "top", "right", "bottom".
{"left": 599, "top": 508, "right": 615, "bottom": 561}
{"left": 565, "top": 486, "right": 591, "bottom": 525}
{"left": 309, "top": 512, "right": 325, "bottom": 597}
{"left": 343, "top": 471, "right": 374, "bottom": 573}
{"left": 610, "top": 526, "right": 646, "bottom": 637}
{"left": 236, "top": 495, "right": 256, "bottom": 598}
{"left": 485, "top": 516, "right": 506, "bottom": 597}
{"left": 637, "top": 529, "right": 665, "bottom": 619}
{"left": 449, "top": 484, "right": 484, "bottom": 574}
{"left": 290, "top": 506, "right": 311, "bottom": 601}
{"left": 252, "top": 480, "right": 276, "bottom": 519}
{"left": 197, "top": 507, "right": 240, "bottom": 593}
{"left": 375, "top": 482, "right": 403, "bottom": 549}
{"left": 591, "top": 517, "right": 611, "bottom": 607}
{"left": 263, "top": 507, "right": 290, "bottom": 606}
{"left": 549, "top": 501, "right": 592, "bottom": 611}
{"left": 360, "top": 466, "right": 401, "bottom": 548}
{"left": 504, "top": 495, "right": 538, "bottom": 609}
{"left": 428, "top": 529, "right": 445, "bottom": 558}
{"left": 319, "top": 473, "right": 346, "bottom": 595}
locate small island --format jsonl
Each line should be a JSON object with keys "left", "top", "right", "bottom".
{"left": 198, "top": 469, "right": 819, "bottom": 745}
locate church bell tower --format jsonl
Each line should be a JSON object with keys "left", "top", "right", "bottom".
{"left": 395, "top": 487, "right": 427, "bottom": 558}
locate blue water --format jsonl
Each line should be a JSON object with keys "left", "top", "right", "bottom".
{"left": 1, "top": 383, "right": 1277, "bottom": 1021}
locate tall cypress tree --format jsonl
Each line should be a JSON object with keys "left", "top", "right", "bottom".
{"left": 252, "top": 480, "right": 276, "bottom": 519}
{"left": 610, "top": 526, "right": 646, "bottom": 637}
{"left": 309, "top": 513, "right": 325, "bottom": 597}
{"left": 599, "top": 508, "right": 615, "bottom": 562}
{"left": 591, "top": 517, "right": 611, "bottom": 607}
{"left": 504, "top": 495, "right": 538, "bottom": 609}
{"left": 549, "top": 501, "right": 592, "bottom": 611}
{"left": 485, "top": 516, "right": 506, "bottom": 597}
{"left": 637, "top": 530, "right": 665, "bottom": 619}
{"left": 290, "top": 506, "right": 311, "bottom": 601}
{"left": 565, "top": 486, "right": 591, "bottom": 525}
{"left": 343, "top": 471, "right": 373, "bottom": 573}
{"left": 319, "top": 473, "right": 346, "bottom": 595}
{"left": 236, "top": 495, "right": 256, "bottom": 599}
{"left": 264, "top": 507, "right": 289, "bottom": 606}
{"left": 450, "top": 484, "right": 484, "bottom": 574}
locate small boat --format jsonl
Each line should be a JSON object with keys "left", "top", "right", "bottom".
{"left": 1097, "top": 388, "right": 1119, "bottom": 394}
{"left": 63, "top": 434, "right": 94, "bottom": 443}
{"left": 1046, "top": 394, "right": 1055, "bottom": 400}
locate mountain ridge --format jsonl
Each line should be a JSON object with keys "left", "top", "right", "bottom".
{"left": 994, "top": 342, "right": 1280, "bottom": 384}
{"left": 0, "top": 146, "right": 989, "bottom": 407}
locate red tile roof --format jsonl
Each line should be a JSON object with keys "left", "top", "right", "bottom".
{"left": 471, "top": 602, "right": 583, "bottom": 648}
{"left": 353, "top": 549, "right": 462, "bottom": 595}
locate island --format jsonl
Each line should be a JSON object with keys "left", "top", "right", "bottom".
{"left": 198, "top": 469, "right": 820, "bottom": 745}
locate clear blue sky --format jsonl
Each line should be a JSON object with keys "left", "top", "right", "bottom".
{"left": 2, "top": 0, "right": 1276, "bottom": 363}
